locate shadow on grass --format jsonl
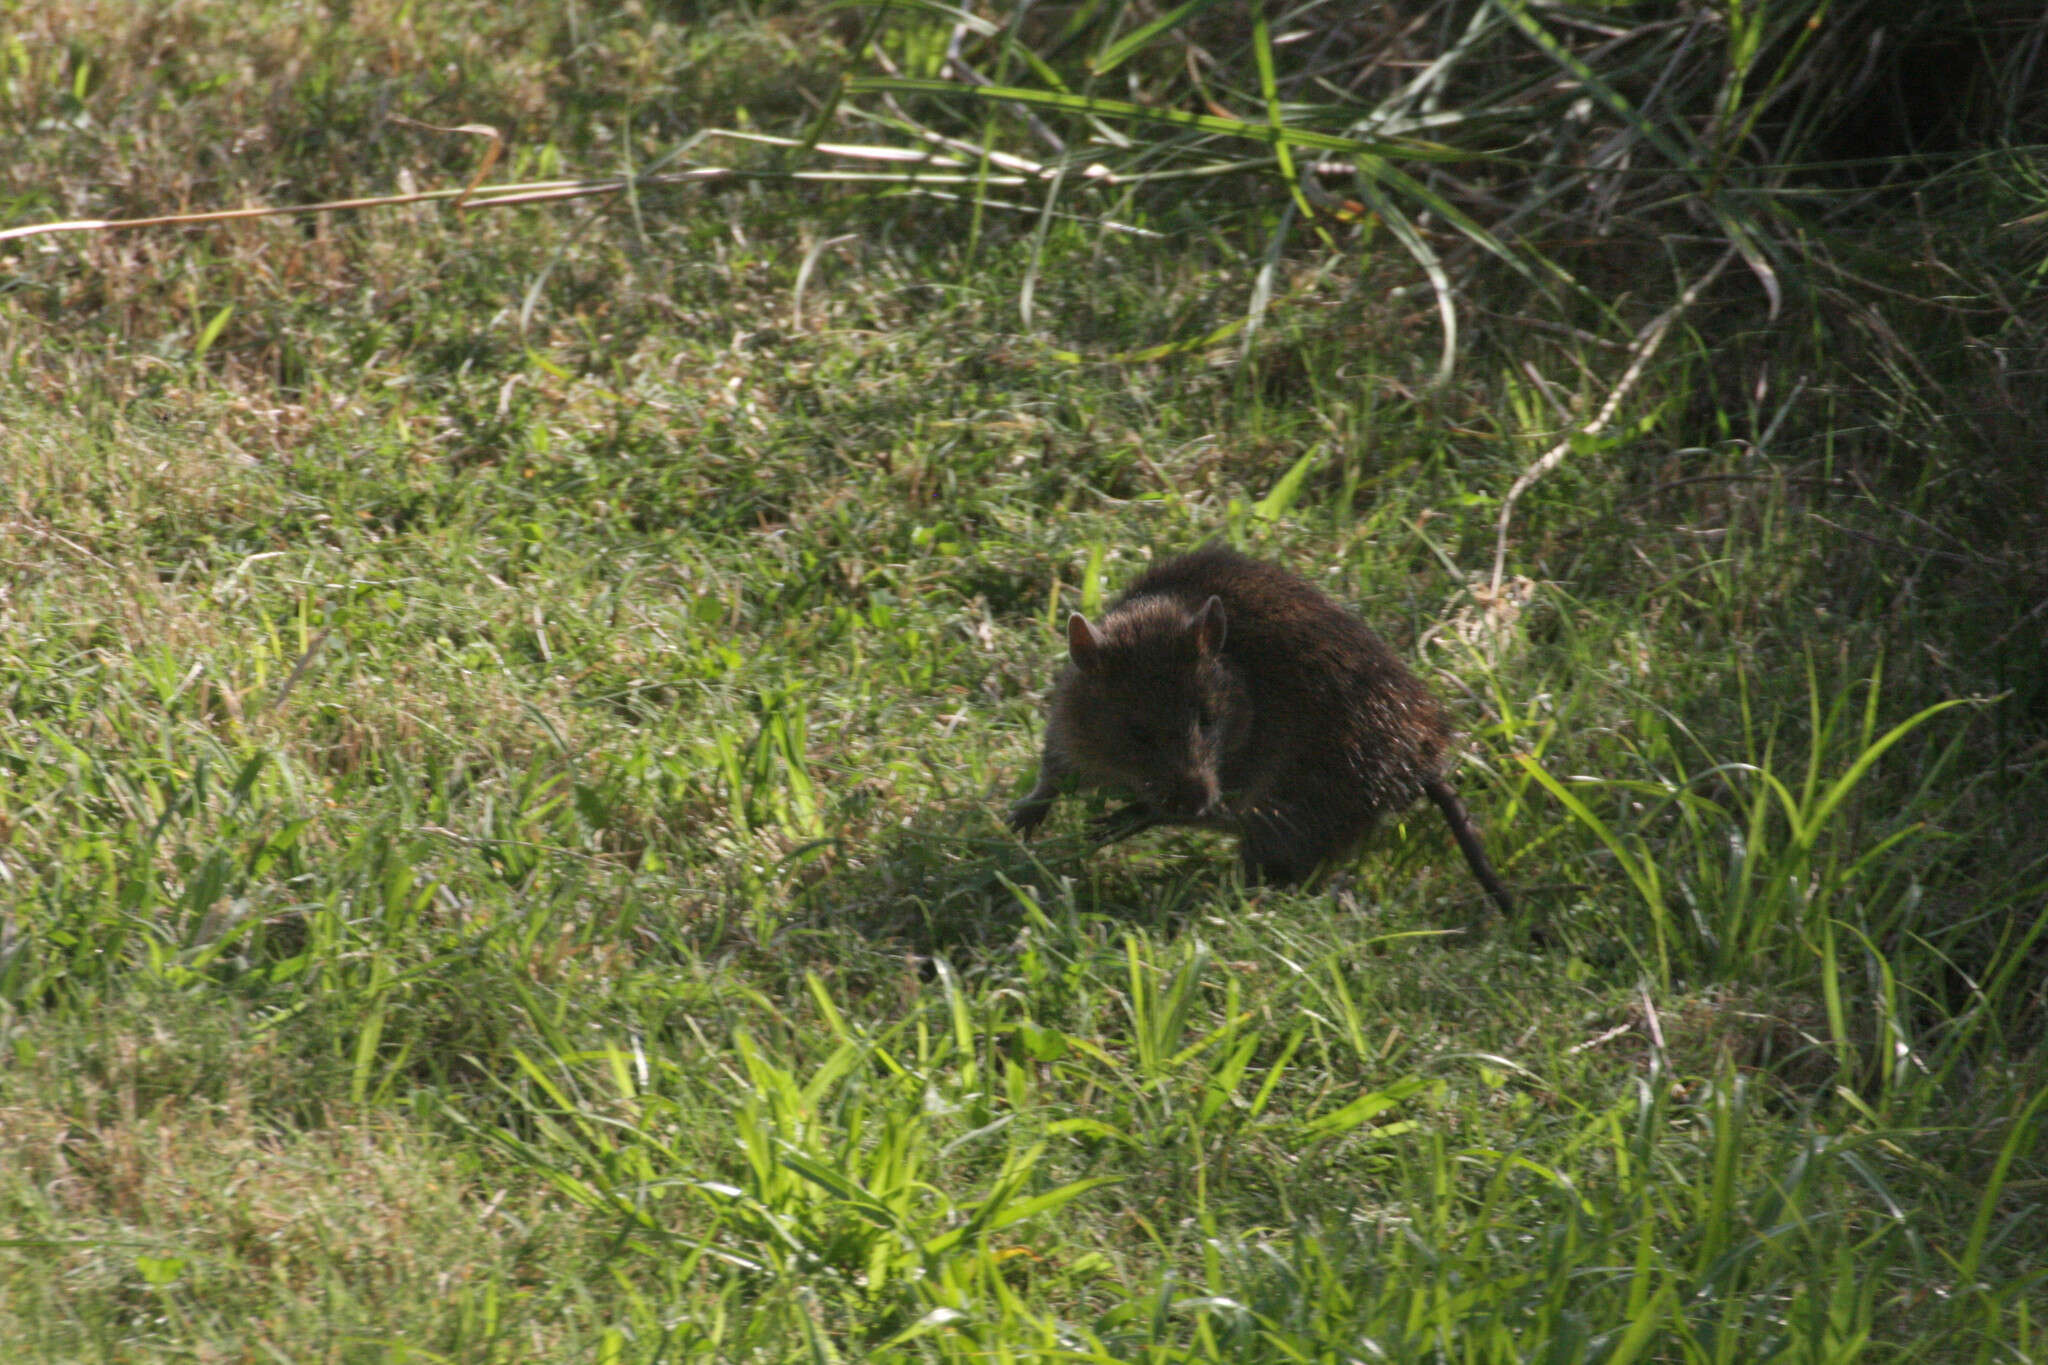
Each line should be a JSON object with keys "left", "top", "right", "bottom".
{"left": 777, "top": 803, "right": 1239, "bottom": 964}
{"left": 768, "top": 800, "right": 1548, "bottom": 968}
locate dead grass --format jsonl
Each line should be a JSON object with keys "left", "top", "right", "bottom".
{"left": 0, "top": 1006, "right": 584, "bottom": 1355}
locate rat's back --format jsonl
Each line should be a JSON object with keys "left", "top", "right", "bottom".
{"left": 1116, "top": 547, "right": 1445, "bottom": 752}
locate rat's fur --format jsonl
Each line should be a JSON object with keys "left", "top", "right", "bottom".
{"left": 1009, "top": 547, "right": 1517, "bottom": 914}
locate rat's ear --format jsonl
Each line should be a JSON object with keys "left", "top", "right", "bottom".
{"left": 1067, "top": 612, "right": 1105, "bottom": 671}
{"left": 1191, "top": 595, "right": 1227, "bottom": 657}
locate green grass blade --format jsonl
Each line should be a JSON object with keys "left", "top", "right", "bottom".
{"left": 1088, "top": 0, "right": 1228, "bottom": 76}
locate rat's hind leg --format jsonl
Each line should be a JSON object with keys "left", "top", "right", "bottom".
{"left": 1236, "top": 800, "right": 1357, "bottom": 886}
{"left": 1237, "top": 826, "right": 1328, "bottom": 886}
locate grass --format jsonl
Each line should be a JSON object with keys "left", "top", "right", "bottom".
{"left": 2, "top": 1, "right": 2045, "bottom": 1360}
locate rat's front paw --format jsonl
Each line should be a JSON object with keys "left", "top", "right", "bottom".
{"left": 1006, "top": 798, "right": 1052, "bottom": 836}
{"left": 1088, "top": 803, "right": 1158, "bottom": 844}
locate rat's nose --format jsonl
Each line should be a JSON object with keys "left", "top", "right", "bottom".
{"left": 1153, "top": 773, "right": 1217, "bottom": 817}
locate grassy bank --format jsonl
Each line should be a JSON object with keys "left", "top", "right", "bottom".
{"left": 2, "top": 2, "right": 2043, "bottom": 1359}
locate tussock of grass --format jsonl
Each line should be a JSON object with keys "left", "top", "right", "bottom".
{"left": 2, "top": 1, "right": 2044, "bottom": 1359}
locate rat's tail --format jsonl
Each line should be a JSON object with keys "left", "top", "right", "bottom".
{"left": 1423, "top": 777, "right": 1523, "bottom": 926}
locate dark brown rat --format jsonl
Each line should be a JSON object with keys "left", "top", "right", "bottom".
{"left": 1008, "top": 546, "right": 1518, "bottom": 918}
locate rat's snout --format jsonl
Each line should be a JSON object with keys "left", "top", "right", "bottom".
{"left": 1175, "top": 768, "right": 1223, "bottom": 819}
{"left": 1145, "top": 769, "right": 1216, "bottom": 818}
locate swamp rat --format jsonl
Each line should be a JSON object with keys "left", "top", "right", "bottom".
{"left": 1008, "top": 546, "right": 1518, "bottom": 918}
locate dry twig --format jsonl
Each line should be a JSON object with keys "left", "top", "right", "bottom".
{"left": 1489, "top": 247, "right": 1738, "bottom": 596}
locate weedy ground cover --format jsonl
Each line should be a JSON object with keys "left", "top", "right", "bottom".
{"left": 1, "top": 2, "right": 2043, "bottom": 1359}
